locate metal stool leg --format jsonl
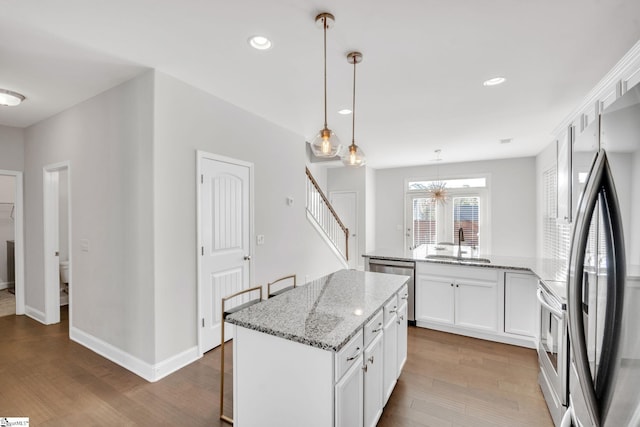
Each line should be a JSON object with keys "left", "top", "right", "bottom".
{"left": 220, "top": 286, "right": 263, "bottom": 424}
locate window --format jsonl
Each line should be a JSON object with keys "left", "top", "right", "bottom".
{"left": 412, "top": 198, "right": 437, "bottom": 246}
{"left": 542, "top": 166, "right": 571, "bottom": 279}
{"left": 453, "top": 197, "right": 479, "bottom": 246}
{"left": 406, "top": 176, "right": 488, "bottom": 252}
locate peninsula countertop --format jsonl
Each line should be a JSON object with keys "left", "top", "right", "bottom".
{"left": 225, "top": 269, "right": 409, "bottom": 352}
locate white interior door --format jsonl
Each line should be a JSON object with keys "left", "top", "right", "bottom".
{"left": 199, "top": 154, "right": 252, "bottom": 353}
{"left": 43, "top": 167, "right": 60, "bottom": 324}
{"left": 330, "top": 192, "right": 357, "bottom": 269}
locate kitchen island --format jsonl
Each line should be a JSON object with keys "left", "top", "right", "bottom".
{"left": 226, "top": 269, "right": 409, "bottom": 427}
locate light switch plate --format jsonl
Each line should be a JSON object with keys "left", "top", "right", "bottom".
{"left": 80, "top": 239, "right": 90, "bottom": 252}
{"left": 256, "top": 235, "right": 265, "bottom": 245}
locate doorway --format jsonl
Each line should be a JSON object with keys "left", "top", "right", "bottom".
{"left": 196, "top": 151, "right": 254, "bottom": 354}
{"left": 0, "top": 170, "right": 24, "bottom": 317}
{"left": 329, "top": 191, "right": 358, "bottom": 269}
{"left": 43, "top": 162, "right": 71, "bottom": 325}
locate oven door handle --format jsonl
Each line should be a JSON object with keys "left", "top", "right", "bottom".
{"left": 537, "top": 288, "right": 564, "bottom": 318}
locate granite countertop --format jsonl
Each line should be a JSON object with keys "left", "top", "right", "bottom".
{"left": 365, "top": 245, "right": 566, "bottom": 279}
{"left": 225, "top": 269, "right": 409, "bottom": 352}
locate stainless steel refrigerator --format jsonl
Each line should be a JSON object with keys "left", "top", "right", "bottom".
{"left": 564, "top": 81, "right": 640, "bottom": 426}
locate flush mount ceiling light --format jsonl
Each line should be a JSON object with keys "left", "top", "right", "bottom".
{"left": 500, "top": 138, "right": 512, "bottom": 144}
{"left": 483, "top": 76, "right": 506, "bottom": 86}
{"left": 310, "top": 12, "right": 343, "bottom": 158}
{"left": 248, "top": 35, "right": 272, "bottom": 50}
{"left": 342, "top": 51, "right": 366, "bottom": 167}
{"left": 0, "top": 89, "right": 26, "bottom": 107}
{"left": 338, "top": 109, "right": 352, "bottom": 115}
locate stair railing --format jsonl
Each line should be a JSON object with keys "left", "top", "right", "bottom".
{"left": 305, "top": 167, "right": 349, "bottom": 262}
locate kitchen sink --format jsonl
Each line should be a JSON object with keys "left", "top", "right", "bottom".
{"left": 425, "top": 254, "right": 491, "bottom": 264}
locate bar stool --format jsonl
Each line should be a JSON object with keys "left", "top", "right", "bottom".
{"left": 220, "top": 285, "right": 263, "bottom": 424}
{"left": 267, "top": 274, "right": 297, "bottom": 298}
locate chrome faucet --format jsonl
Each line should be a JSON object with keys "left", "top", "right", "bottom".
{"left": 457, "top": 227, "right": 465, "bottom": 257}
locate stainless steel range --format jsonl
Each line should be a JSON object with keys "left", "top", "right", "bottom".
{"left": 537, "top": 279, "right": 568, "bottom": 426}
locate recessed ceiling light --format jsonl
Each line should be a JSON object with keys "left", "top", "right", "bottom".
{"left": 0, "top": 89, "right": 26, "bottom": 106}
{"left": 500, "top": 138, "right": 512, "bottom": 144}
{"left": 338, "top": 109, "right": 352, "bottom": 115}
{"left": 248, "top": 35, "right": 272, "bottom": 50}
{"left": 483, "top": 77, "right": 506, "bottom": 86}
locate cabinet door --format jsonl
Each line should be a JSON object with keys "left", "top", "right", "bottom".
{"left": 364, "top": 333, "right": 384, "bottom": 427}
{"left": 397, "top": 302, "right": 408, "bottom": 377}
{"left": 504, "top": 272, "right": 538, "bottom": 337}
{"left": 455, "top": 279, "right": 497, "bottom": 332}
{"left": 383, "top": 313, "right": 397, "bottom": 405}
{"left": 557, "top": 127, "right": 573, "bottom": 224}
{"left": 335, "top": 354, "right": 363, "bottom": 427}
{"left": 416, "top": 275, "right": 454, "bottom": 324}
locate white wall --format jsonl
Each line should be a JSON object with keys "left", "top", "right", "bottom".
{"left": 375, "top": 157, "right": 537, "bottom": 257}
{"left": 327, "top": 166, "right": 366, "bottom": 268}
{"left": 24, "top": 72, "right": 156, "bottom": 363}
{"left": 0, "top": 125, "right": 24, "bottom": 171}
{"left": 152, "top": 71, "right": 343, "bottom": 362}
{"left": 365, "top": 166, "right": 376, "bottom": 253}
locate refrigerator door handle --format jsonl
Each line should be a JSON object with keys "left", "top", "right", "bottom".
{"left": 568, "top": 149, "right": 605, "bottom": 427}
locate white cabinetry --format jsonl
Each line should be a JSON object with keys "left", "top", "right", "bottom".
{"left": 415, "top": 275, "right": 454, "bottom": 324}
{"left": 416, "top": 264, "right": 498, "bottom": 333}
{"left": 455, "top": 278, "right": 498, "bottom": 332}
{"left": 504, "top": 272, "right": 538, "bottom": 338}
{"left": 382, "top": 298, "right": 398, "bottom": 405}
{"left": 363, "top": 333, "right": 384, "bottom": 427}
{"left": 415, "top": 262, "right": 536, "bottom": 348}
{"left": 397, "top": 300, "right": 408, "bottom": 376}
{"left": 335, "top": 354, "right": 364, "bottom": 427}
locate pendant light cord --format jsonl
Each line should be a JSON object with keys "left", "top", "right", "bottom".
{"left": 351, "top": 56, "right": 356, "bottom": 145}
{"left": 323, "top": 17, "right": 328, "bottom": 129}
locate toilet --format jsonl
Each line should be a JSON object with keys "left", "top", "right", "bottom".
{"left": 60, "top": 260, "right": 69, "bottom": 305}
{"left": 60, "top": 260, "right": 70, "bottom": 284}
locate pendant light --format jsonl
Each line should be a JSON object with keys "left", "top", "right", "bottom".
{"left": 310, "top": 13, "right": 343, "bottom": 158}
{"left": 427, "top": 149, "right": 447, "bottom": 204}
{"left": 342, "top": 51, "right": 366, "bottom": 167}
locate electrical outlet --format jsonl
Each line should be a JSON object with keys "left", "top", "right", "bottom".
{"left": 256, "top": 235, "right": 265, "bottom": 245}
{"left": 80, "top": 239, "right": 90, "bottom": 252}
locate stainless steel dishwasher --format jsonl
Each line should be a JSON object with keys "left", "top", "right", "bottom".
{"left": 366, "top": 258, "right": 415, "bottom": 324}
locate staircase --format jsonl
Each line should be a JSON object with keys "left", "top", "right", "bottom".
{"left": 305, "top": 167, "right": 349, "bottom": 266}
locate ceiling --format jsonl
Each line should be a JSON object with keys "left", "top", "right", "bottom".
{"left": 1, "top": 0, "right": 639, "bottom": 169}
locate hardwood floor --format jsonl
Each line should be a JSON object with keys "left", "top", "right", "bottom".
{"left": 378, "top": 327, "right": 553, "bottom": 427}
{"left": 0, "top": 309, "right": 552, "bottom": 426}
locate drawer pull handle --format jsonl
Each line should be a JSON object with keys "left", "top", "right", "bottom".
{"left": 401, "top": 295, "right": 408, "bottom": 300}
{"left": 346, "top": 347, "right": 361, "bottom": 361}
{"left": 372, "top": 327, "right": 382, "bottom": 333}
{"left": 389, "top": 309, "right": 397, "bottom": 314}
{"left": 368, "top": 355, "right": 375, "bottom": 364}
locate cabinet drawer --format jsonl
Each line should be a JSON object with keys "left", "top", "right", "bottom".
{"left": 364, "top": 310, "right": 384, "bottom": 348}
{"left": 384, "top": 298, "right": 398, "bottom": 324}
{"left": 335, "top": 329, "right": 364, "bottom": 382}
{"left": 398, "top": 284, "right": 409, "bottom": 305}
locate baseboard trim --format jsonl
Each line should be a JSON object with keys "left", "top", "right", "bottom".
{"left": 415, "top": 321, "right": 536, "bottom": 349}
{"left": 154, "top": 346, "right": 201, "bottom": 382}
{"left": 25, "top": 305, "right": 46, "bottom": 323}
{"left": 70, "top": 326, "right": 200, "bottom": 382}
{"left": 0, "top": 281, "right": 8, "bottom": 290}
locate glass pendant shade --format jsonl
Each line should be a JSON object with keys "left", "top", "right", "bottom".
{"left": 342, "top": 143, "right": 366, "bottom": 167}
{"left": 311, "top": 126, "right": 343, "bottom": 157}
{"left": 342, "top": 51, "right": 366, "bottom": 167}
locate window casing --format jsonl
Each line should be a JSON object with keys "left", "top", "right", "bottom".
{"left": 406, "top": 177, "right": 489, "bottom": 253}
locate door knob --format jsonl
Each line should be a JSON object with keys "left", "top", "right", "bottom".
{"left": 243, "top": 255, "right": 251, "bottom": 261}
{"left": 55, "top": 251, "right": 59, "bottom": 256}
